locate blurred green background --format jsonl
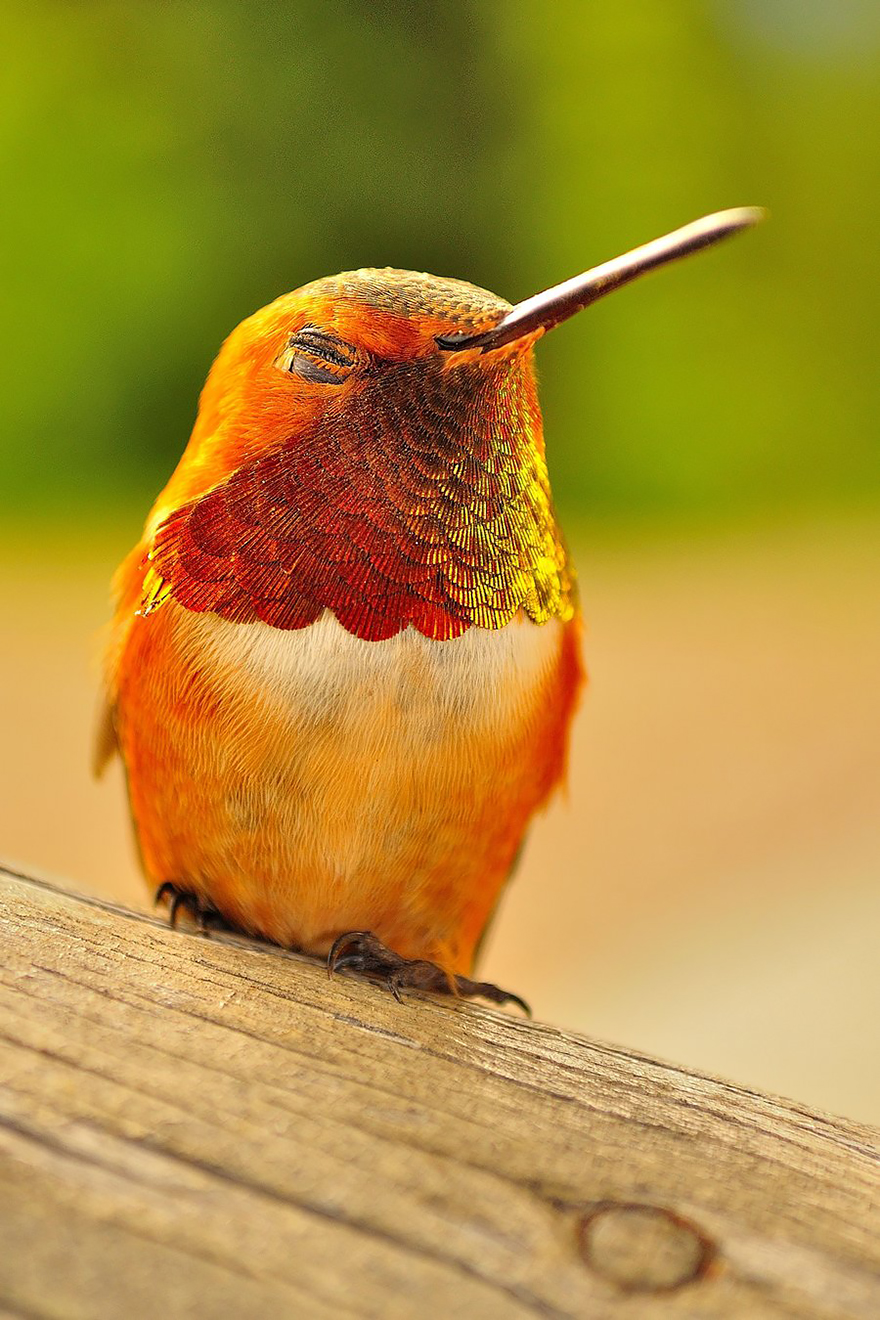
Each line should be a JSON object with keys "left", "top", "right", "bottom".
{"left": 2, "top": 0, "right": 879, "bottom": 526}
{"left": 2, "top": 1, "right": 879, "bottom": 1122}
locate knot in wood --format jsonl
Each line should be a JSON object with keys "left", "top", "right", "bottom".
{"left": 577, "top": 1202, "right": 716, "bottom": 1293}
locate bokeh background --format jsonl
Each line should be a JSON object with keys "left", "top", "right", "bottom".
{"left": 2, "top": 2, "right": 878, "bottom": 1121}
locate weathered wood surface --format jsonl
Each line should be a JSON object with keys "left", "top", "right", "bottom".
{"left": 1, "top": 864, "right": 878, "bottom": 1319}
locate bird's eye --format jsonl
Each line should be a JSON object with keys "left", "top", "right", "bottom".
{"left": 280, "top": 327, "right": 358, "bottom": 385}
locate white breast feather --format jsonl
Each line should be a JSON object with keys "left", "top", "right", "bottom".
{"left": 188, "top": 608, "right": 563, "bottom": 738}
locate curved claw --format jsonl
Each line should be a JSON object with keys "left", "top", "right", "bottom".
{"left": 168, "top": 890, "right": 188, "bottom": 928}
{"left": 327, "top": 929, "right": 372, "bottom": 976}
{"left": 153, "top": 882, "right": 220, "bottom": 936}
{"left": 456, "top": 978, "right": 532, "bottom": 1017}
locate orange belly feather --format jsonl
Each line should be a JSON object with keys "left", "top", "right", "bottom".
{"left": 112, "top": 590, "right": 581, "bottom": 975}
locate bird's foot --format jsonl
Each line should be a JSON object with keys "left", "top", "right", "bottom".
{"left": 154, "top": 881, "right": 226, "bottom": 935}
{"left": 327, "top": 930, "right": 530, "bottom": 1014}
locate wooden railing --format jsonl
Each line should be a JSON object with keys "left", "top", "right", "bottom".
{"left": 1, "top": 864, "right": 878, "bottom": 1317}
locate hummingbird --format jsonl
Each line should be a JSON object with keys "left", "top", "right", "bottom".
{"left": 97, "top": 208, "right": 762, "bottom": 1010}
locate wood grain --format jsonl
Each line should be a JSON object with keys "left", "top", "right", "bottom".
{"left": 1, "top": 863, "right": 878, "bottom": 1318}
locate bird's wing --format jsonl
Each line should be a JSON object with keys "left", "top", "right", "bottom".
{"left": 92, "top": 695, "right": 118, "bottom": 777}
{"left": 92, "top": 541, "right": 150, "bottom": 777}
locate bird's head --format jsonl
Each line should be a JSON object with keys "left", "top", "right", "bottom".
{"left": 142, "top": 209, "right": 762, "bottom": 640}
{"left": 148, "top": 266, "right": 543, "bottom": 533}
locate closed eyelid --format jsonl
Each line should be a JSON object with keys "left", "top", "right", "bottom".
{"left": 290, "top": 327, "right": 357, "bottom": 366}
{"left": 290, "top": 352, "right": 348, "bottom": 385}
{"left": 279, "top": 326, "right": 360, "bottom": 385}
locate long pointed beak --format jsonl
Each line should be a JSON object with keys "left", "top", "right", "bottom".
{"left": 435, "top": 206, "right": 766, "bottom": 353}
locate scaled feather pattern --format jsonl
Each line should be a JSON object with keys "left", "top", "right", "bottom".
{"left": 145, "top": 353, "right": 576, "bottom": 642}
